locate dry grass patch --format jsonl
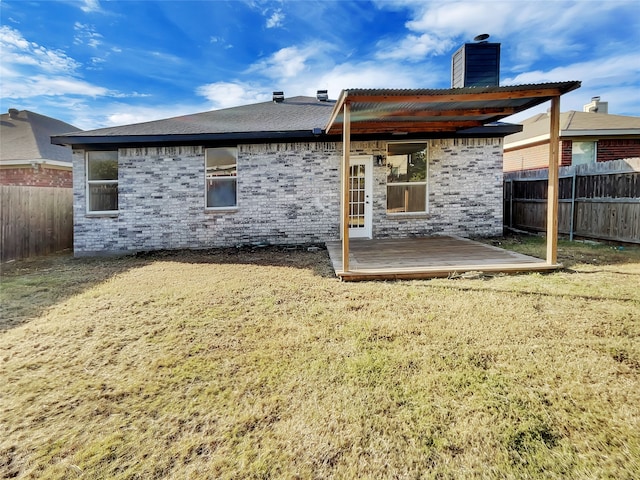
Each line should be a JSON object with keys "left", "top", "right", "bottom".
{"left": 1, "top": 242, "right": 639, "bottom": 479}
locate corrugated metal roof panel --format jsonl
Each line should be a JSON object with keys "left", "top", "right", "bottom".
{"left": 325, "top": 82, "right": 581, "bottom": 134}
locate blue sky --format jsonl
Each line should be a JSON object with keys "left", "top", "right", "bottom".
{"left": 1, "top": 0, "right": 639, "bottom": 131}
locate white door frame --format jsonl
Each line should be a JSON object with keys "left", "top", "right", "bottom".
{"left": 348, "top": 155, "right": 373, "bottom": 239}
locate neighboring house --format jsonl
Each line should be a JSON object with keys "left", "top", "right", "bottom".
{"left": 503, "top": 97, "right": 640, "bottom": 172}
{"left": 1, "top": 109, "right": 80, "bottom": 262}
{"left": 52, "top": 82, "right": 580, "bottom": 258}
{"left": 0, "top": 109, "right": 80, "bottom": 186}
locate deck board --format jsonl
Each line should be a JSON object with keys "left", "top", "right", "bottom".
{"left": 325, "top": 236, "right": 559, "bottom": 281}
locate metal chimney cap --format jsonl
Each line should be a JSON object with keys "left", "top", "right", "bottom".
{"left": 316, "top": 90, "right": 329, "bottom": 101}
{"left": 473, "top": 33, "right": 490, "bottom": 42}
{"left": 8, "top": 108, "right": 20, "bottom": 118}
{"left": 272, "top": 91, "right": 284, "bottom": 103}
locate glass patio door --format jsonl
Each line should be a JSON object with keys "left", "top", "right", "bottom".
{"left": 348, "top": 156, "right": 373, "bottom": 238}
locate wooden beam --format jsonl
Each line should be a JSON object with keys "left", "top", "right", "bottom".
{"left": 546, "top": 95, "right": 561, "bottom": 265}
{"left": 337, "top": 263, "right": 561, "bottom": 281}
{"left": 325, "top": 89, "right": 348, "bottom": 135}
{"left": 378, "top": 106, "right": 520, "bottom": 118}
{"left": 342, "top": 102, "right": 351, "bottom": 273}
{"left": 327, "top": 120, "right": 483, "bottom": 135}
{"left": 346, "top": 88, "right": 570, "bottom": 105}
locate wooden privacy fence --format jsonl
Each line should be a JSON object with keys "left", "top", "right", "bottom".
{"left": 1, "top": 186, "right": 73, "bottom": 262}
{"left": 504, "top": 158, "right": 640, "bottom": 244}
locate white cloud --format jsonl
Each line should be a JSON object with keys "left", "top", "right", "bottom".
{"left": 376, "top": 0, "right": 635, "bottom": 67}
{"left": 403, "top": 1, "right": 522, "bottom": 38}
{"left": 504, "top": 54, "right": 640, "bottom": 122}
{"left": 502, "top": 53, "right": 640, "bottom": 88}
{"left": 310, "top": 60, "right": 441, "bottom": 95}
{"left": 0, "top": 25, "right": 146, "bottom": 106}
{"left": 74, "top": 22, "right": 103, "bottom": 48}
{"left": 266, "top": 9, "right": 285, "bottom": 28}
{"left": 2, "top": 74, "right": 109, "bottom": 98}
{"left": 104, "top": 105, "right": 194, "bottom": 127}
{"left": 0, "top": 26, "right": 79, "bottom": 74}
{"left": 196, "top": 82, "right": 271, "bottom": 109}
{"left": 15, "top": 97, "right": 199, "bottom": 131}
{"left": 79, "top": 0, "right": 102, "bottom": 13}
{"left": 249, "top": 46, "right": 311, "bottom": 79}
{"left": 197, "top": 35, "right": 447, "bottom": 111}
{"left": 210, "top": 36, "right": 233, "bottom": 50}
{"left": 376, "top": 33, "right": 454, "bottom": 62}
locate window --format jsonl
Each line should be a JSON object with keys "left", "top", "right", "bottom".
{"left": 572, "top": 141, "right": 596, "bottom": 166}
{"left": 386, "top": 142, "right": 428, "bottom": 213}
{"left": 206, "top": 147, "right": 237, "bottom": 209}
{"left": 87, "top": 151, "right": 118, "bottom": 213}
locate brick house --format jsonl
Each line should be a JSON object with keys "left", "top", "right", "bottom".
{"left": 503, "top": 97, "right": 640, "bottom": 172}
{"left": 52, "top": 83, "right": 580, "bottom": 269}
{"left": 1, "top": 109, "right": 80, "bottom": 262}
{"left": 0, "top": 109, "right": 79, "bottom": 186}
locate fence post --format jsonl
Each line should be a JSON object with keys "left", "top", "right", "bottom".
{"left": 508, "top": 179, "right": 513, "bottom": 229}
{"left": 569, "top": 168, "right": 577, "bottom": 241}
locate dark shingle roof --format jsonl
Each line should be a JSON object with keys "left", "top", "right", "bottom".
{"left": 60, "top": 96, "right": 335, "bottom": 138}
{"left": 1, "top": 110, "right": 80, "bottom": 163}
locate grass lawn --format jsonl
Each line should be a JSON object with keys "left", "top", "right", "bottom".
{"left": 1, "top": 237, "right": 639, "bottom": 479}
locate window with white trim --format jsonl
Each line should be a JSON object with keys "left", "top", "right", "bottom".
{"left": 87, "top": 151, "right": 118, "bottom": 213}
{"left": 386, "top": 142, "right": 428, "bottom": 213}
{"left": 206, "top": 147, "right": 237, "bottom": 209}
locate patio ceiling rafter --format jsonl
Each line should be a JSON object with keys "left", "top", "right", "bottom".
{"left": 330, "top": 81, "right": 581, "bottom": 276}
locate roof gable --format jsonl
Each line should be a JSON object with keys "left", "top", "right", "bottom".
{"left": 1, "top": 110, "right": 80, "bottom": 163}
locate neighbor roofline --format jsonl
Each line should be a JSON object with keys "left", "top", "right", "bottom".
{"left": 504, "top": 128, "right": 640, "bottom": 149}
{"left": 0, "top": 159, "right": 72, "bottom": 168}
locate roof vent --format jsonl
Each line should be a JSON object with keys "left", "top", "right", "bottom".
{"left": 316, "top": 90, "right": 329, "bottom": 102}
{"left": 272, "top": 91, "right": 284, "bottom": 103}
{"left": 8, "top": 108, "right": 20, "bottom": 118}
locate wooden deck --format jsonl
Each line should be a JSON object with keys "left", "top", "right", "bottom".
{"left": 325, "top": 236, "right": 560, "bottom": 281}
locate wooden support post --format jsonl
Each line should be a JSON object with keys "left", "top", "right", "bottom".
{"left": 342, "top": 102, "right": 351, "bottom": 272}
{"left": 546, "top": 96, "right": 560, "bottom": 264}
